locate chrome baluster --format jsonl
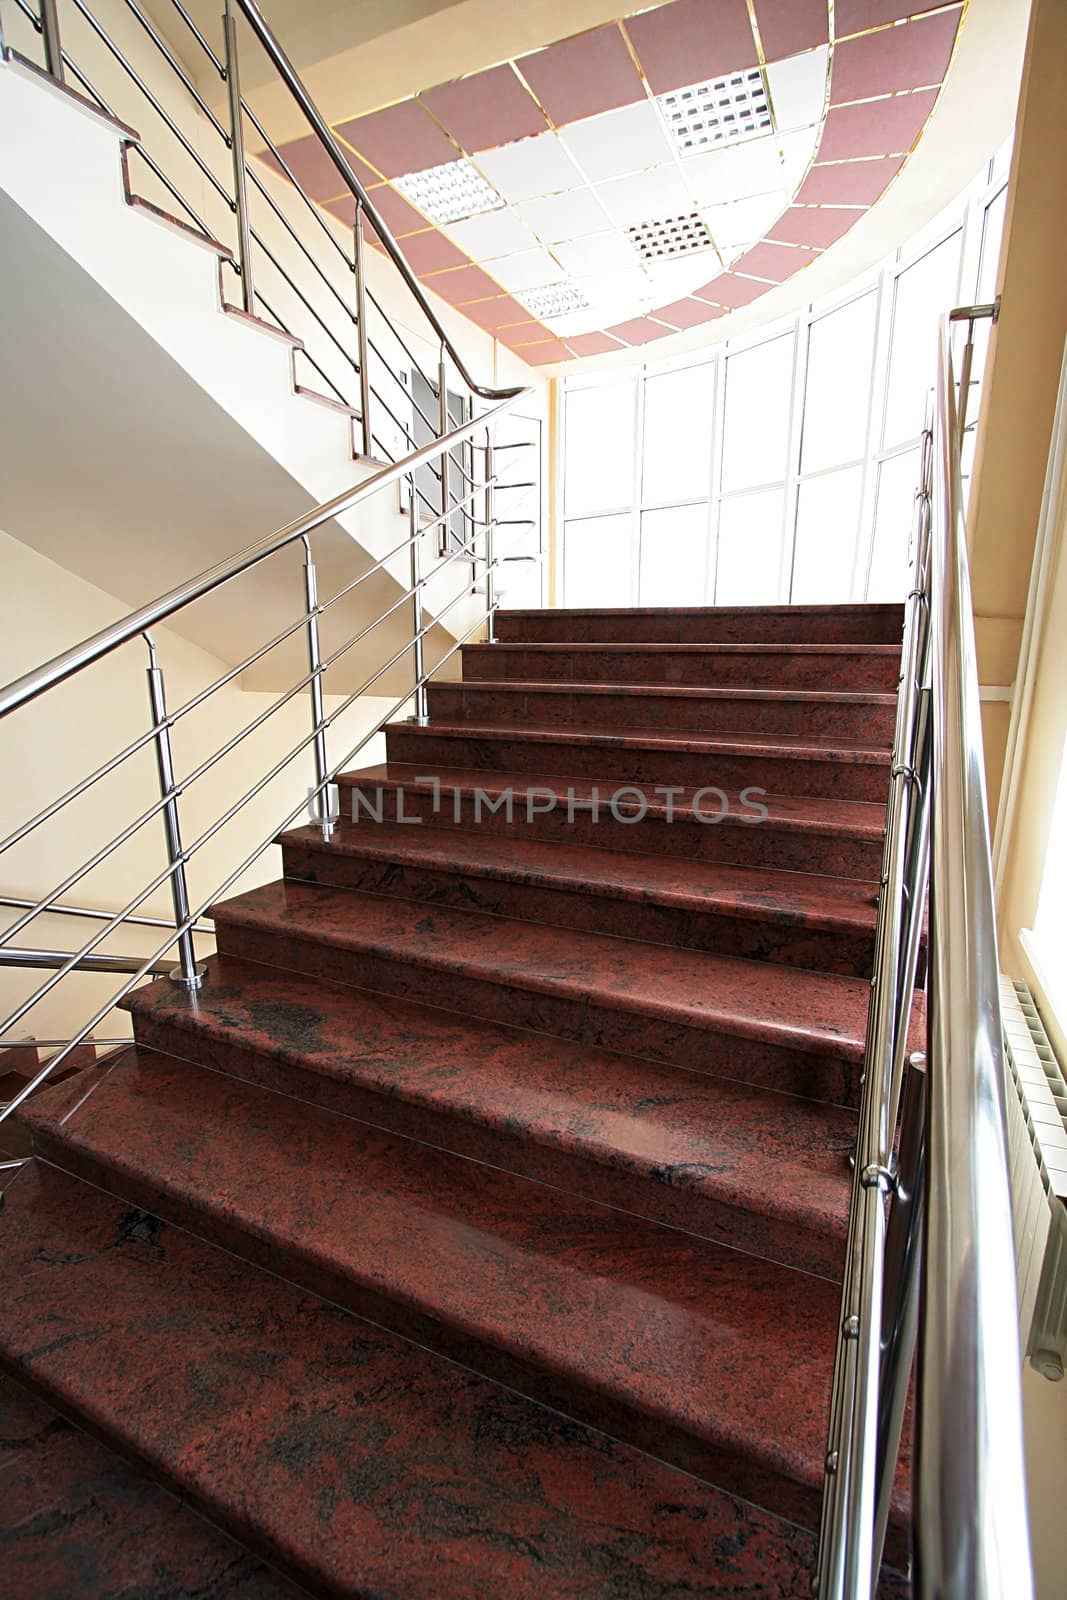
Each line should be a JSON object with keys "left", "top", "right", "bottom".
{"left": 408, "top": 476, "right": 428, "bottom": 725}
{"left": 222, "top": 0, "right": 255, "bottom": 314}
{"left": 144, "top": 634, "right": 204, "bottom": 990}
{"left": 40, "top": 0, "right": 63, "bottom": 80}
{"left": 353, "top": 198, "right": 374, "bottom": 459}
{"left": 484, "top": 427, "right": 496, "bottom": 643}
{"left": 438, "top": 343, "right": 450, "bottom": 555}
{"left": 301, "top": 537, "right": 333, "bottom": 840}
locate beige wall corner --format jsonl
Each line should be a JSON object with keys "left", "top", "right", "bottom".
{"left": 966, "top": 0, "right": 1067, "bottom": 808}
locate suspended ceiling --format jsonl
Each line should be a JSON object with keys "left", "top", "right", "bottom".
{"left": 258, "top": 0, "right": 969, "bottom": 366}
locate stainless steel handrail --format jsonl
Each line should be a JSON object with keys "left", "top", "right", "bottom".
{"left": 916, "top": 320, "right": 1031, "bottom": 1599}
{"left": 0, "top": 398, "right": 521, "bottom": 722}
{"left": 815, "top": 307, "right": 1033, "bottom": 1597}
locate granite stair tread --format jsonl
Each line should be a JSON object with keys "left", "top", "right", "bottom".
{"left": 0, "top": 1373, "right": 301, "bottom": 1599}
{"left": 462, "top": 640, "right": 903, "bottom": 690}
{"left": 0, "top": 1161, "right": 845, "bottom": 1599}
{"left": 387, "top": 719, "right": 893, "bottom": 763}
{"left": 341, "top": 760, "right": 888, "bottom": 840}
{"left": 495, "top": 603, "right": 905, "bottom": 646}
{"left": 280, "top": 819, "right": 880, "bottom": 937}
{"left": 210, "top": 878, "right": 876, "bottom": 1064}
{"left": 18, "top": 1050, "right": 853, "bottom": 1523}
{"left": 123, "top": 951, "right": 856, "bottom": 1273}
{"left": 433, "top": 678, "right": 898, "bottom": 707}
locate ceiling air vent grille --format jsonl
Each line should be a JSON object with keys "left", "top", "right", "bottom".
{"left": 518, "top": 281, "right": 590, "bottom": 319}
{"left": 659, "top": 70, "right": 773, "bottom": 155}
{"left": 627, "top": 212, "right": 715, "bottom": 262}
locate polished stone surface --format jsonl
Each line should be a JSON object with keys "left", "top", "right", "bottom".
{"left": 0, "top": 1163, "right": 880, "bottom": 1599}
{"left": 462, "top": 640, "right": 904, "bottom": 691}
{"left": 126, "top": 953, "right": 856, "bottom": 1277}
{"left": 494, "top": 603, "right": 905, "bottom": 646}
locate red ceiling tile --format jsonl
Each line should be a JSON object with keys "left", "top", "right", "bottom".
{"left": 566, "top": 331, "right": 627, "bottom": 355}
{"left": 519, "top": 339, "right": 574, "bottom": 364}
{"left": 626, "top": 0, "right": 758, "bottom": 95}
{"left": 832, "top": 10, "right": 959, "bottom": 104}
{"left": 336, "top": 100, "right": 458, "bottom": 179}
{"left": 401, "top": 230, "right": 471, "bottom": 275}
{"left": 496, "top": 320, "right": 548, "bottom": 348}
{"left": 605, "top": 316, "right": 673, "bottom": 346}
{"left": 365, "top": 183, "right": 431, "bottom": 237}
{"left": 766, "top": 205, "right": 861, "bottom": 248}
{"left": 259, "top": 133, "right": 376, "bottom": 199}
{"left": 694, "top": 273, "right": 769, "bottom": 309}
{"left": 732, "top": 241, "right": 811, "bottom": 281}
{"left": 799, "top": 155, "right": 903, "bottom": 205}
{"left": 518, "top": 25, "right": 644, "bottom": 126}
{"left": 421, "top": 65, "right": 548, "bottom": 152}
{"left": 427, "top": 263, "right": 505, "bottom": 305}
{"left": 817, "top": 89, "right": 938, "bottom": 160}
{"left": 458, "top": 295, "right": 533, "bottom": 332}
{"left": 649, "top": 298, "right": 726, "bottom": 329}
{"left": 835, "top": 0, "right": 953, "bottom": 37}
{"left": 753, "top": 0, "right": 829, "bottom": 62}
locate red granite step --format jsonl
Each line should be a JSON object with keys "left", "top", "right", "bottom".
{"left": 339, "top": 761, "right": 888, "bottom": 879}
{"left": 0, "top": 1161, "right": 849, "bottom": 1598}
{"left": 495, "top": 603, "right": 905, "bottom": 646}
{"left": 384, "top": 721, "right": 892, "bottom": 802}
{"left": 0, "top": 1373, "right": 300, "bottom": 1599}
{"left": 279, "top": 821, "right": 880, "bottom": 977}
{"left": 17, "top": 1053, "right": 855, "bottom": 1531}
{"left": 210, "top": 878, "right": 883, "bottom": 1105}
{"left": 123, "top": 952, "right": 856, "bottom": 1275}
{"left": 426, "top": 680, "right": 898, "bottom": 744}
{"left": 463, "top": 640, "right": 903, "bottom": 691}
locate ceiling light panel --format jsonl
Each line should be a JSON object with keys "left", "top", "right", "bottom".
{"left": 659, "top": 69, "right": 773, "bottom": 156}
{"left": 394, "top": 158, "right": 504, "bottom": 224}
{"left": 627, "top": 212, "right": 715, "bottom": 262}
{"left": 517, "top": 281, "right": 591, "bottom": 319}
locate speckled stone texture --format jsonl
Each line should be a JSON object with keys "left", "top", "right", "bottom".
{"left": 0, "top": 602, "right": 916, "bottom": 1594}
{"left": 495, "top": 603, "right": 905, "bottom": 645}
{"left": 0, "top": 1373, "right": 299, "bottom": 1598}
{"left": 0, "top": 1164, "right": 911, "bottom": 1599}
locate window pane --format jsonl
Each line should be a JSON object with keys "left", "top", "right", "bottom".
{"left": 883, "top": 232, "right": 962, "bottom": 449}
{"left": 790, "top": 467, "right": 865, "bottom": 603}
{"left": 721, "top": 333, "right": 795, "bottom": 492}
{"left": 639, "top": 504, "right": 709, "bottom": 606}
{"left": 715, "top": 488, "right": 786, "bottom": 604}
{"left": 801, "top": 293, "right": 877, "bottom": 473}
{"left": 642, "top": 364, "right": 714, "bottom": 504}
{"left": 866, "top": 449, "right": 921, "bottom": 601}
{"left": 564, "top": 381, "right": 634, "bottom": 516}
{"left": 564, "top": 514, "right": 632, "bottom": 607}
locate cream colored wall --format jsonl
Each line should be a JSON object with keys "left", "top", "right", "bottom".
{"left": 0, "top": 528, "right": 393, "bottom": 1045}
{"left": 966, "top": 0, "right": 1067, "bottom": 811}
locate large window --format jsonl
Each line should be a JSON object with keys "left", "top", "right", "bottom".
{"left": 560, "top": 148, "right": 1010, "bottom": 608}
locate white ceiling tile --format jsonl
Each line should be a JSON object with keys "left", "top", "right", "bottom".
{"left": 778, "top": 126, "right": 820, "bottom": 192}
{"left": 682, "top": 136, "right": 786, "bottom": 205}
{"left": 516, "top": 188, "right": 611, "bottom": 244}
{"left": 766, "top": 47, "right": 829, "bottom": 134}
{"left": 474, "top": 132, "right": 583, "bottom": 202}
{"left": 442, "top": 209, "right": 540, "bottom": 260}
{"left": 573, "top": 268, "right": 656, "bottom": 321}
{"left": 644, "top": 253, "right": 721, "bottom": 301}
{"left": 487, "top": 248, "right": 565, "bottom": 291}
{"left": 702, "top": 191, "right": 790, "bottom": 249}
{"left": 552, "top": 230, "right": 640, "bottom": 276}
{"left": 597, "top": 166, "right": 692, "bottom": 227}
{"left": 561, "top": 101, "right": 674, "bottom": 184}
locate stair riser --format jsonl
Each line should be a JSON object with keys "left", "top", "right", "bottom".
{"left": 338, "top": 780, "right": 886, "bottom": 879}
{"left": 280, "top": 841, "right": 876, "bottom": 979}
{"left": 495, "top": 609, "right": 904, "bottom": 646}
{"left": 384, "top": 727, "right": 891, "bottom": 802}
{"left": 462, "top": 646, "right": 902, "bottom": 692}
{"left": 213, "top": 918, "right": 863, "bottom": 1108}
{"left": 28, "top": 1125, "right": 828, "bottom": 1533}
{"left": 128, "top": 1008, "right": 847, "bottom": 1280}
{"left": 426, "top": 683, "right": 897, "bottom": 744}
